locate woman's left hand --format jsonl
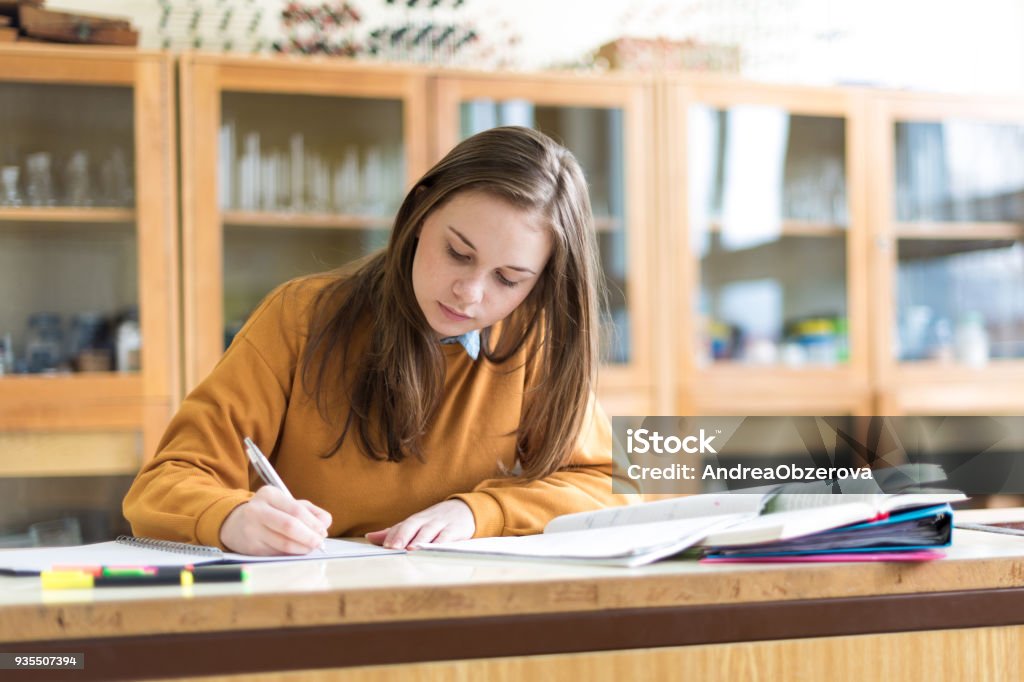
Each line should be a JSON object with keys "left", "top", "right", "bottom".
{"left": 366, "top": 499, "right": 476, "bottom": 549}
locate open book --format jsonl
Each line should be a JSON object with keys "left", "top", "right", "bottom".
{"left": 420, "top": 490, "right": 965, "bottom": 568}
{"left": 0, "top": 536, "right": 403, "bottom": 576}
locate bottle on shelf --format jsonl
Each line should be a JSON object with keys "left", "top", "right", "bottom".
{"left": 929, "top": 317, "right": 954, "bottom": 363}
{"left": 0, "top": 165, "right": 21, "bottom": 206}
{"left": 115, "top": 307, "right": 141, "bottom": 372}
{"left": 70, "top": 312, "right": 112, "bottom": 372}
{"left": 0, "top": 333, "right": 13, "bottom": 375}
{"left": 24, "top": 152, "right": 56, "bottom": 207}
{"left": 954, "top": 312, "right": 990, "bottom": 368}
{"left": 64, "top": 151, "right": 93, "bottom": 207}
{"left": 25, "top": 313, "right": 64, "bottom": 373}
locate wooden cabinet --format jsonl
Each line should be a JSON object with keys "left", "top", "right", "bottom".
{"left": 178, "top": 54, "right": 431, "bottom": 390}
{"left": 663, "top": 76, "right": 871, "bottom": 415}
{"left": 0, "top": 46, "right": 179, "bottom": 476}
{"left": 432, "top": 71, "right": 659, "bottom": 415}
{"left": 868, "top": 92, "right": 1024, "bottom": 415}
{"left": 7, "top": 48, "right": 1020, "bottom": 473}
{"left": 177, "top": 60, "right": 1024, "bottom": 419}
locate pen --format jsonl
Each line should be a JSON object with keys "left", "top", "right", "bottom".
{"left": 955, "top": 522, "right": 1024, "bottom": 537}
{"left": 244, "top": 436, "right": 326, "bottom": 552}
{"left": 244, "top": 437, "right": 294, "bottom": 497}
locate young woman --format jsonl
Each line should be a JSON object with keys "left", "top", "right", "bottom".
{"left": 123, "top": 126, "right": 627, "bottom": 554}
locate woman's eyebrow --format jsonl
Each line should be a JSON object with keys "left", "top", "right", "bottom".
{"left": 447, "top": 226, "right": 537, "bottom": 275}
{"left": 448, "top": 225, "right": 476, "bottom": 250}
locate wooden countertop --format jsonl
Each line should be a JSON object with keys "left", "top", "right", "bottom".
{"left": 1, "top": 528, "right": 1024, "bottom": 644}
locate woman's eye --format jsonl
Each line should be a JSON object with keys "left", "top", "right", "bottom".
{"left": 446, "top": 244, "right": 470, "bottom": 261}
{"left": 496, "top": 272, "right": 519, "bottom": 288}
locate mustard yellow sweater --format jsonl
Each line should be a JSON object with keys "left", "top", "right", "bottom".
{"left": 123, "top": 275, "right": 623, "bottom": 548}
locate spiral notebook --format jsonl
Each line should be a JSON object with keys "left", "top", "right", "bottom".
{"left": 0, "top": 535, "right": 403, "bottom": 575}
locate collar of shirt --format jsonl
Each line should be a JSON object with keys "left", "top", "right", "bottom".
{"left": 439, "top": 329, "right": 481, "bottom": 360}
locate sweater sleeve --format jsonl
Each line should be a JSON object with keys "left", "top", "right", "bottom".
{"left": 122, "top": 282, "right": 305, "bottom": 548}
{"left": 449, "top": 395, "right": 633, "bottom": 537}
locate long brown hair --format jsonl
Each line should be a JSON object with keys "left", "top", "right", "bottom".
{"left": 300, "top": 126, "right": 604, "bottom": 481}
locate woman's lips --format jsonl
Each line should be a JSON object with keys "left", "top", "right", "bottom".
{"left": 439, "top": 302, "right": 471, "bottom": 322}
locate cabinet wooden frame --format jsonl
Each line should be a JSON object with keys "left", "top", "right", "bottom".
{"left": 178, "top": 53, "right": 432, "bottom": 391}
{"left": 867, "top": 91, "right": 1024, "bottom": 415}
{"left": 431, "top": 71, "right": 660, "bottom": 415}
{"left": 0, "top": 45, "right": 179, "bottom": 473}
{"left": 663, "top": 74, "right": 872, "bottom": 416}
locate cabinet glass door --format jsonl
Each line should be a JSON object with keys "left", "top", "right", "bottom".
{"left": 892, "top": 119, "right": 1024, "bottom": 365}
{"left": 0, "top": 82, "right": 137, "bottom": 376}
{"left": 688, "top": 106, "right": 850, "bottom": 369}
{"left": 219, "top": 92, "right": 404, "bottom": 346}
{"left": 180, "top": 56, "right": 428, "bottom": 388}
{"left": 458, "top": 100, "right": 631, "bottom": 365}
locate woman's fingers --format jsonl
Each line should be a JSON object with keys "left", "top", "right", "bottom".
{"left": 364, "top": 528, "right": 390, "bottom": 546}
{"left": 432, "top": 524, "right": 472, "bottom": 544}
{"left": 254, "top": 486, "right": 329, "bottom": 542}
{"left": 298, "top": 499, "right": 333, "bottom": 533}
{"left": 383, "top": 520, "right": 418, "bottom": 549}
{"left": 228, "top": 488, "right": 324, "bottom": 553}
{"left": 406, "top": 521, "right": 446, "bottom": 549}
{"left": 369, "top": 500, "right": 476, "bottom": 549}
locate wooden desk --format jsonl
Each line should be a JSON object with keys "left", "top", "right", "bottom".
{"left": 2, "top": 527, "right": 1024, "bottom": 681}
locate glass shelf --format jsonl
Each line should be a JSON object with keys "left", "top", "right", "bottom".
{"left": 894, "top": 221, "right": 1024, "bottom": 240}
{"left": 222, "top": 210, "right": 393, "bottom": 229}
{"left": 0, "top": 207, "right": 135, "bottom": 223}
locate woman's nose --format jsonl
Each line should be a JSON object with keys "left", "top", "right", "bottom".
{"left": 453, "top": 276, "right": 483, "bottom": 304}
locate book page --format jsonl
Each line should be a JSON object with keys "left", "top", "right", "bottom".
{"left": 766, "top": 493, "right": 888, "bottom": 514}
{"left": 702, "top": 502, "right": 879, "bottom": 547}
{"left": 220, "top": 538, "right": 401, "bottom": 563}
{"left": 766, "top": 491, "right": 966, "bottom": 515}
{"left": 0, "top": 538, "right": 402, "bottom": 574}
{"left": 423, "top": 514, "right": 753, "bottom": 567}
{"left": 0, "top": 541, "right": 222, "bottom": 574}
{"left": 543, "top": 493, "right": 766, "bottom": 534}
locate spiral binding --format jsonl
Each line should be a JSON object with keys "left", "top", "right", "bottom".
{"left": 115, "top": 535, "right": 223, "bottom": 557}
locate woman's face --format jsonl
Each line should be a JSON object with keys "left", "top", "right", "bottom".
{"left": 412, "top": 191, "right": 553, "bottom": 339}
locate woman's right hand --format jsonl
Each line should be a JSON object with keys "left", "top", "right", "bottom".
{"left": 219, "top": 486, "right": 331, "bottom": 555}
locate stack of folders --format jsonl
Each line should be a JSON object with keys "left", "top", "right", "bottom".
{"left": 699, "top": 501, "right": 954, "bottom": 563}
{"left": 419, "top": 489, "right": 965, "bottom": 567}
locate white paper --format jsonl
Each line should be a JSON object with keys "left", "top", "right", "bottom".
{"left": 420, "top": 515, "right": 753, "bottom": 568}
{"left": 544, "top": 493, "right": 766, "bottom": 534}
{"left": 0, "top": 538, "right": 401, "bottom": 575}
